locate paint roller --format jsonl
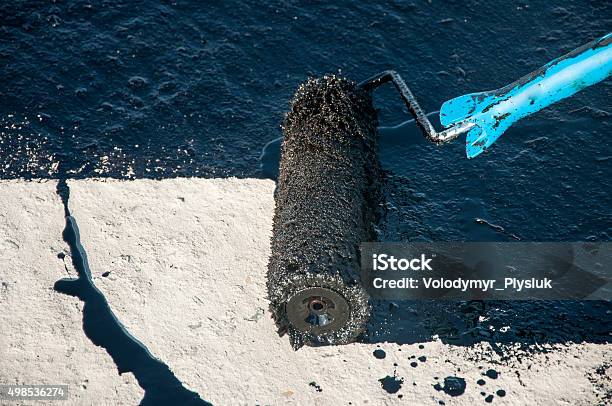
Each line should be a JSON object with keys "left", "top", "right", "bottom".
{"left": 267, "top": 75, "right": 380, "bottom": 349}
{"left": 268, "top": 33, "right": 611, "bottom": 349}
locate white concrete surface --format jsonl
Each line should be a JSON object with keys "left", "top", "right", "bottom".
{"left": 0, "top": 180, "right": 143, "bottom": 405}
{"left": 66, "top": 178, "right": 610, "bottom": 405}
{"left": 0, "top": 178, "right": 609, "bottom": 405}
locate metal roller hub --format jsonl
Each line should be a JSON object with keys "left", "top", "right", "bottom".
{"left": 285, "top": 287, "right": 351, "bottom": 335}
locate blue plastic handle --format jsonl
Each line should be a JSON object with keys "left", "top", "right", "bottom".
{"left": 440, "top": 33, "right": 612, "bottom": 158}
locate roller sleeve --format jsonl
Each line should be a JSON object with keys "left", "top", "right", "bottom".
{"left": 266, "top": 75, "right": 382, "bottom": 349}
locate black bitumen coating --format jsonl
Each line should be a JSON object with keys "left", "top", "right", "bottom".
{"left": 433, "top": 376, "right": 467, "bottom": 397}
{"left": 267, "top": 75, "right": 381, "bottom": 349}
{"left": 373, "top": 349, "right": 387, "bottom": 359}
{"left": 485, "top": 369, "right": 499, "bottom": 379}
{"left": 379, "top": 375, "right": 404, "bottom": 394}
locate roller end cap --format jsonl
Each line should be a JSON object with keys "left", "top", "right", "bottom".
{"left": 285, "top": 287, "right": 351, "bottom": 336}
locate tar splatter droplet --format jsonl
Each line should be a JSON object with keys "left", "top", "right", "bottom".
{"left": 102, "top": 271, "right": 110, "bottom": 277}
{"left": 373, "top": 349, "right": 386, "bottom": 359}
{"left": 496, "top": 389, "right": 506, "bottom": 397}
{"left": 433, "top": 376, "right": 466, "bottom": 397}
{"left": 485, "top": 394, "right": 494, "bottom": 403}
{"left": 485, "top": 369, "right": 499, "bottom": 379}
{"left": 418, "top": 356, "right": 427, "bottom": 362}
{"left": 379, "top": 375, "right": 404, "bottom": 394}
{"left": 410, "top": 362, "right": 418, "bottom": 368}
{"left": 309, "top": 382, "right": 322, "bottom": 392}
{"left": 477, "top": 379, "right": 486, "bottom": 386}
